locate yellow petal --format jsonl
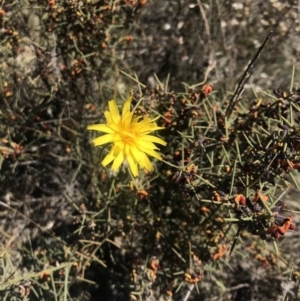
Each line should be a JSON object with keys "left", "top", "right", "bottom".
{"left": 122, "top": 112, "right": 134, "bottom": 128}
{"left": 111, "top": 150, "right": 125, "bottom": 171}
{"left": 138, "top": 152, "right": 154, "bottom": 172}
{"left": 137, "top": 146, "right": 163, "bottom": 161}
{"left": 132, "top": 116, "right": 143, "bottom": 123}
{"left": 121, "top": 130, "right": 135, "bottom": 140}
{"left": 87, "top": 124, "right": 115, "bottom": 134}
{"left": 111, "top": 134, "right": 122, "bottom": 145}
{"left": 130, "top": 144, "right": 144, "bottom": 163}
{"left": 140, "top": 123, "right": 165, "bottom": 133}
{"left": 113, "top": 141, "right": 125, "bottom": 156}
{"left": 106, "top": 122, "right": 119, "bottom": 133}
{"left": 92, "top": 134, "right": 114, "bottom": 146}
{"left": 135, "top": 139, "right": 159, "bottom": 150}
{"left": 140, "top": 135, "right": 167, "bottom": 146}
{"left": 122, "top": 96, "right": 132, "bottom": 117}
{"left": 104, "top": 111, "right": 113, "bottom": 123}
{"left": 129, "top": 145, "right": 154, "bottom": 173}
{"left": 132, "top": 118, "right": 152, "bottom": 130}
{"left": 101, "top": 148, "right": 115, "bottom": 166}
{"left": 108, "top": 100, "right": 120, "bottom": 123}
{"left": 127, "top": 151, "right": 139, "bottom": 177}
{"left": 133, "top": 119, "right": 164, "bottom": 134}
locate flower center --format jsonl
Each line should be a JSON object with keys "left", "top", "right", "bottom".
{"left": 120, "top": 128, "right": 135, "bottom": 145}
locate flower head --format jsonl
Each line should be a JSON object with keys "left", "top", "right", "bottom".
{"left": 88, "top": 97, "right": 166, "bottom": 176}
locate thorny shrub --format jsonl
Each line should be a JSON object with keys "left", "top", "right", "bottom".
{"left": 0, "top": 1, "right": 300, "bottom": 301}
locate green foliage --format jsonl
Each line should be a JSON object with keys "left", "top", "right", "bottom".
{"left": 0, "top": 1, "right": 300, "bottom": 301}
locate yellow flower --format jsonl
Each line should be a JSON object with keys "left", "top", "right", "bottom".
{"left": 88, "top": 97, "right": 166, "bottom": 176}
